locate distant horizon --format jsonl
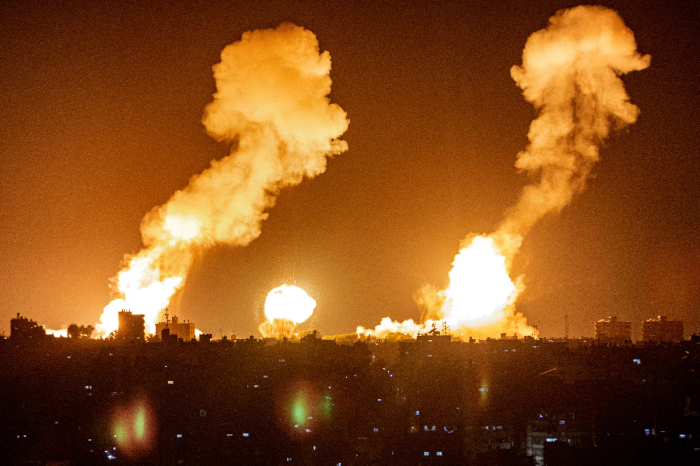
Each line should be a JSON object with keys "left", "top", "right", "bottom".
{"left": 1, "top": 0, "right": 698, "bottom": 340}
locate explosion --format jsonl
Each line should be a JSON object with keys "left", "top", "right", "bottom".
{"left": 360, "top": 6, "right": 650, "bottom": 340}
{"left": 259, "top": 285, "right": 317, "bottom": 338}
{"left": 95, "top": 24, "right": 349, "bottom": 336}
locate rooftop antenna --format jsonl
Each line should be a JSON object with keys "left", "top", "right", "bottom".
{"left": 442, "top": 320, "right": 450, "bottom": 336}
{"left": 165, "top": 309, "right": 170, "bottom": 328}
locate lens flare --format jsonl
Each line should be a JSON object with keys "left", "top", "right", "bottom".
{"left": 134, "top": 407, "right": 146, "bottom": 440}
{"left": 292, "top": 397, "right": 307, "bottom": 426}
{"left": 111, "top": 397, "right": 156, "bottom": 460}
{"left": 274, "top": 381, "right": 328, "bottom": 439}
{"left": 259, "top": 285, "right": 316, "bottom": 338}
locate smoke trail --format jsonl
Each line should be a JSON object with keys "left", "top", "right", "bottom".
{"left": 364, "top": 6, "right": 649, "bottom": 340}
{"left": 98, "top": 24, "right": 349, "bottom": 335}
{"left": 495, "top": 5, "right": 651, "bottom": 255}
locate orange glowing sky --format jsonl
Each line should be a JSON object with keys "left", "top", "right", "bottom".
{"left": 0, "top": 0, "right": 698, "bottom": 339}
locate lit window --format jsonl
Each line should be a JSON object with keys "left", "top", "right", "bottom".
{"left": 177, "top": 434, "right": 182, "bottom": 438}
{"left": 308, "top": 416, "right": 313, "bottom": 420}
{"left": 85, "top": 386, "right": 92, "bottom": 389}
{"left": 168, "top": 381, "right": 174, "bottom": 385}
{"left": 227, "top": 434, "right": 233, "bottom": 437}
{"left": 633, "top": 359, "right": 641, "bottom": 365}
{"left": 546, "top": 438, "right": 557, "bottom": 442}
{"left": 373, "top": 428, "right": 379, "bottom": 432}
{"left": 424, "top": 452, "right": 429, "bottom": 456}
{"left": 313, "top": 446, "right": 316, "bottom": 450}
{"left": 416, "top": 411, "right": 420, "bottom": 415}
{"left": 437, "top": 452, "right": 443, "bottom": 456}
{"left": 243, "top": 433, "right": 249, "bottom": 437}
{"left": 559, "top": 420, "right": 565, "bottom": 425}
{"left": 378, "top": 399, "right": 382, "bottom": 402}
{"left": 305, "top": 429, "right": 311, "bottom": 433}
{"left": 680, "top": 434, "right": 687, "bottom": 439}
{"left": 279, "top": 359, "right": 285, "bottom": 363}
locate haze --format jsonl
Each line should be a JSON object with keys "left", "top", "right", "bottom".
{"left": 1, "top": 0, "right": 698, "bottom": 339}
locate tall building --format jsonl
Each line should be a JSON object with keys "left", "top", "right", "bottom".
{"left": 595, "top": 316, "right": 631, "bottom": 344}
{"left": 118, "top": 310, "right": 145, "bottom": 341}
{"left": 10, "top": 313, "right": 47, "bottom": 340}
{"left": 155, "top": 315, "right": 195, "bottom": 342}
{"left": 643, "top": 315, "right": 683, "bottom": 342}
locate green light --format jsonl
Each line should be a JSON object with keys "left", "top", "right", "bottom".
{"left": 479, "top": 381, "right": 488, "bottom": 402}
{"left": 322, "top": 396, "right": 332, "bottom": 418}
{"left": 134, "top": 407, "right": 146, "bottom": 440}
{"left": 292, "top": 397, "right": 306, "bottom": 425}
{"left": 114, "top": 422, "right": 127, "bottom": 446}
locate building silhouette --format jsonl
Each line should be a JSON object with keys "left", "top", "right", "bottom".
{"left": 595, "top": 316, "right": 631, "bottom": 344}
{"left": 2, "top": 313, "right": 700, "bottom": 466}
{"left": 117, "top": 310, "right": 145, "bottom": 341}
{"left": 156, "top": 315, "right": 195, "bottom": 342}
{"left": 10, "top": 313, "right": 47, "bottom": 340}
{"left": 643, "top": 315, "right": 684, "bottom": 343}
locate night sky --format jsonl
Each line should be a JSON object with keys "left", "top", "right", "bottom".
{"left": 1, "top": 0, "right": 698, "bottom": 340}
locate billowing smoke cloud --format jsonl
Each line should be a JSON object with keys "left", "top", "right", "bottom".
{"left": 363, "top": 6, "right": 650, "bottom": 340}
{"left": 495, "top": 5, "right": 651, "bottom": 256}
{"left": 98, "top": 24, "right": 349, "bottom": 336}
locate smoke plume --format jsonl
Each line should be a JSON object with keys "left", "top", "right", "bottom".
{"left": 363, "top": 6, "right": 650, "bottom": 340}
{"left": 98, "top": 24, "right": 349, "bottom": 336}
{"left": 495, "top": 5, "right": 651, "bottom": 255}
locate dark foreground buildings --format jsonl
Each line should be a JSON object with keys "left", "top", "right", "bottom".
{"left": 1, "top": 327, "right": 699, "bottom": 466}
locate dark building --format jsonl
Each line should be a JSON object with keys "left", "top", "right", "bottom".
{"left": 10, "top": 313, "right": 47, "bottom": 340}
{"left": 595, "top": 316, "right": 631, "bottom": 344}
{"left": 156, "top": 315, "right": 195, "bottom": 342}
{"left": 117, "top": 310, "right": 145, "bottom": 341}
{"left": 2, "top": 313, "right": 700, "bottom": 466}
{"left": 643, "top": 315, "right": 684, "bottom": 343}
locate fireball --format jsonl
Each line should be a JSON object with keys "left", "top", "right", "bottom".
{"left": 259, "top": 285, "right": 316, "bottom": 338}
